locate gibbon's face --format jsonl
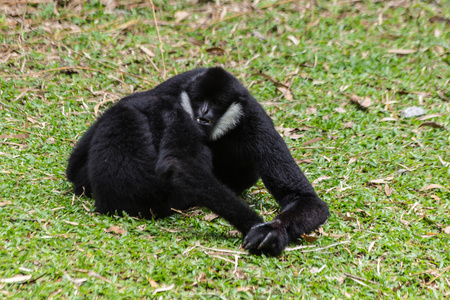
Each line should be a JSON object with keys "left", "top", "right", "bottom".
{"left": 180, "top": 91, "right": 243, "bottom": 141}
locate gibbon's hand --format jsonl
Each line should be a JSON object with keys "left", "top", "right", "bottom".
{"left": 243, "top": 220, "right": 289, "bottom": 256}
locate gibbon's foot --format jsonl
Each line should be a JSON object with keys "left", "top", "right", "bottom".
{"left": 243, "top": 220, "right": 288, "bottom": 256}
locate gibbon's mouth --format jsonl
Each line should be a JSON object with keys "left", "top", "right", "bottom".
{"left": 197, "top": 117, "right": 213, "bottom": 125}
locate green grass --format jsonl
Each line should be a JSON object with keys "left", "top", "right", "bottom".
{"left": 1, "top": 0, "right": 449, "bottom": 298}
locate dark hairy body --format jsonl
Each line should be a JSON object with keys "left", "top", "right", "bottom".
{"left": 66, "top": 67, "right": 329, "bottom": 256}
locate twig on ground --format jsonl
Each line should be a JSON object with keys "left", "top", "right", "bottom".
{"left": 206, "top": 0, "right": 298, "bottom": 28}
{"left": 426, "top": 265, "right": 450, "bottom": 285}
{"left": 0, "top": 66, "right": 105, "bottom": 78}
{"left": 148, "top": 0, "right": 166, "bottom": 80}
{"left": 285, "top": 240, "right": 350, "bottom": 252}
{"left": 183, "top": 242, "right": 247, "bottom": 256}
{"left": 3, "top": 125, "right": 77, "bottom": 142}
{"left": 344, "top": 273, "right": 379, "bottom": 286}
{"left": 72, "top": 269, "right": 114, "bottom": 285}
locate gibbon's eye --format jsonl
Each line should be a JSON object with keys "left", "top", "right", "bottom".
{"left": 197, "top": 117, "right": 213, "bottom": 125}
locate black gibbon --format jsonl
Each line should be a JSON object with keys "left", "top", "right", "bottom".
{"left": 66, "top": 67, "right": 329, "bottom": 256}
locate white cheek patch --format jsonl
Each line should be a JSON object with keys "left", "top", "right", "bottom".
{"left": 180, "top": 91, "right": 194, "bottom": 119}
{"left": 210, "top": 102, "right": 243, "bottom": 141}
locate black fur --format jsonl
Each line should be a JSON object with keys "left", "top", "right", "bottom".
{"left": 66, "top": 67, "right": 329, "bottom": 256}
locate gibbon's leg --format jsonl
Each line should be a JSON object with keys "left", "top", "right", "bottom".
{"left": 155, "top": 109, "right": 264, "bottom": 235}
{"left": 66, "top": 122, "right": 99, "bottom": 197}
{"left": 86, "top": 104, "right": 164, "bottom": 219}
{"left": 242, "top": 114, "right": 329, "bottom": 256}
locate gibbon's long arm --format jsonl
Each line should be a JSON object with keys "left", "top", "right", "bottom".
{"left": 242, "top": 109, "right": 329, "bottom": 256}
{"left": 154, "top": 108, "right": 264, "bottom": 235}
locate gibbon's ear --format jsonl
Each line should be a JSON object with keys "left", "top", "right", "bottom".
{"left": 210, "top": 102, "right": 243, "bottom": 141}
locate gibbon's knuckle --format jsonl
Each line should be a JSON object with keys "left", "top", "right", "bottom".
{"left": 244, "top": 223, "right": 282, "bottom": 253}
{"left": 243, "top": 232, "right": 263, "bottom": 250}
{"left": 257, "top": 231, "right": 277, "bottom": 250}
{"left": 243, "top": 226, "right": 270, "bottom": 250}
{"left": 252, "top": 224, "right": 288, "bottom": 256}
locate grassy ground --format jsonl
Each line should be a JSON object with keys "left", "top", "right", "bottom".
{"left": 1, "top": 0, "right": 449, "bottom": 298}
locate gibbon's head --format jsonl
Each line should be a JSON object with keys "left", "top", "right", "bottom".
{"left": 180, "top": 67, "right": 244, "bottom": 141}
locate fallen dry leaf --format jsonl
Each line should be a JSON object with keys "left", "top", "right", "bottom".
{"left": 0, "top": 274, "right": 32, "bottom": 283}
{"left": 384, "top": 184, "right": 392, "bottom": 196}
{"left": 174, "top": 10, "right": 189, "bottom": 23}
{"left": 437, "top": 91, "right": 449, "bottom": 101}
{"left": 0, "top": 201, "right": 12, "bottom": 207}
{"left": 388, "top": 49, "right": 417, "bottom": 55}
{"left": 63, "top": 220, "right": 79, "bottom": 226}
{"left": 329, "top": 233, "right": 346, "bottom": 238}
{"left": 313, "top": 175, "right": 332, "bottom": 184}
{"left": 348, "top": 157, "right": 357, "bottom": 164}
{"left": 281, "top": 127, "right": 306, "bottom": 139}
{"left": 148, "top": 278, "right": 158, "bottom": 288}
{"left": 420, "top": 184, "right": 447, "bottom": 191}
{"left": 335, "top": 211, "right": 356, "bottom": 221}
{"left": 139, "top": 45, "right": 155, "bottom": 57}
{"left": 369, "top": 179, "right": 391, "bottom": 184}
{"left": 204, "top": 214, "right": 218, "bottom": 221}
{"left": 153, "top": 284, "right": 175, "bottom": 294}
{"left": 303, "top": 137, "right": 323, "bottom": 146}
{"left": 310, "top": 265, "right": 326, "bottom": 274}
{"left": 302, "top": 234, "right": 319, "bottom": 243}
{"left": 306, "top": 107, "right": 317, "bottom": 115}
{"left": 431, "top": 195, "right": 440, "bottom": 201}
{"left": 356, "top": 208, "right": 372, "bottom": 216}
{"left": 349, "top": 95, "right": 360, "bottom": 103}
{"left": 419, "top": 121, "right": 448, "bottom": 130}
{"left": 417, "top": 114, "right": 442, "bottom": 121}
{"left": 252, "top": 30, "right": 266, "bottom": 40}
{"left": 0, "top": 133, "right": 29, "bottom": 139}
{"left": 380, "top": 117, "right": 397, "bottom": 122}
{"left": 105, "top": 225, "right": 126, "bottom": 235}
{"left": 343, "top": 121, "right": 354, "bottom": 128}
{"left": 359, "top": 97, "right": 372, "bottom": 109}
{"left": 248, "top": 188, "right": 267, "bottom": 195}
{"left": 206, "top": 47, "right": 225, "bottom": 55}
{"left": 252, "top": 72, "right": 284, "bottom": 86}
{"left": 325, "top": 275, "right": 345, "bottom": 284}
{"left": 66, "top": 276, "right": 88, "bottom": 286}
{"left": 308, "top": 18, "right": 321, "bottom": 28}
{"left": 287, "top": 35, "right": 300, "bottom": 45}
{"left": 349, "top": 95, "right": 371, "bottom": 109}
{"left": 430, "top": 16, "right": 450, "bottom": 24}
{"left": 252, "top": 72, "right": 294, "bottom": 100}
{"left": 100, "top": 0, "right": 116, "bottom": 10}
{"left": 444, "top": 226, "right": 450, "bottom": 235}
{"left": 296, "top": 159, "right": 313, "bottom": 164}
{"left": 227, "top": 230, "right": 240, "bottom": 237}
{"left": 318, "top": 227, "right": 328, "bottom": 236}
{"left": 136, "top": 224, "right": 146, "bottom": 231}
{"left": 186, "top": 37, "right": 203, "bottom": 46}
{"left": 438, "top": 156, "right": 449, "bottom": 167}
{"left": 234, "top": 269, "right": 246, "bottom": 279}
{"left": 276, "top": 85, "right": 293, "bottom": 101}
